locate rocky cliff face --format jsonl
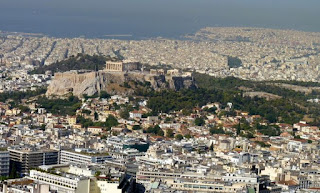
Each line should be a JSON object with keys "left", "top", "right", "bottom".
{"left": 46, "top": 71, "right": 196, "bottom": 97}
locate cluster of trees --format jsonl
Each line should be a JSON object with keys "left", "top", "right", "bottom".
{"left": 119, "top": 108, "right": 130, "bottom": 119}
{"left": 76, "top": 116, "right": 96, "bottom": 128}
{"left": 233, "top": 118, "right": 282, "bottom": 138}
{"left": 203, "top": 106, "right": 217, "bottom": 114}
{"left": 273, "top": 80, "right": 320, "bottom": 87}
{"left": 144, "top": 125, "right": 164, "bottom": 136}
{"left": 166, "top": 129, "right": 174, "bottom": 138}
{"left": 234, "top": 118, "right": 254, "bottom": 138}
{"left": 175, "top": 134, "right": 183, "bottom": 141}
{"left": 144, "top": 85, "right": 304, "bottom": 124}
{"left": 0, "top": 87, "right": 47, "bottom": 103}
{"left": 30, "top": 54, "right": 118, "bottom": 74}
{"left": 193, "top": 74, "right": 249, "bottom": 90}
{"left": 17, "top": 105, "right": 31, "bottom": 113}
{"left": 145, "top": 88, "right": 219, "bottom": 115}
{"left": 194, "top": 117, "right": 205, "bottom": 126}
{"left": 254, "top": 83, "right": 307, "bottom": 101}
{"left": 83, "top": 91, "right": 111, "bottom": 100}
{"left": 82, "top": 109, "right": 92, "bottom": 115}
{"left": 99, "top": 91, "right": 111, "bottom": 99}
{"left": 254, "top": 141, "right": 271, "bottom": 148}
{"left": 132, "top": 125, "right": 141, "bottom": 130}
{"left": 136, "top": 72, "right": 320, "bottom": 125}
{"left": 255, "top": 123, "right": 281, "bottom": 136}
{"left": 209, "top": 126, "right": 225, "bottom": 135}
{"left": 77, "top": 114, "right": 118, "bottom": 129}
{"left": 36, "top": 95, "right": 81, "bottom": 116}
{"left": 193, "top": 73, "right": 320, "bottom": 101}
{"left": 194, "top": 73, "right": 311, "bottom": 124}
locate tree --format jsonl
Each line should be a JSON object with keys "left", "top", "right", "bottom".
{"left": 165, "top": 117, "right": 172, "bottom": 123}
{"left": 77, "top": 115, "right": 94, "bottom": 128}
{"left": 95, "top": 171, "right": 101, "bottom": 177}
{"left": 94, "top": 112, "right": 99, "bottom": 121}
{"left": 82, "top": 109, "right": 92, "bottom": 115}
{"left": 194, "top": 117, "right": 205, "bottom": 126}
{"left": 182, "top": 109, "right": 192, "bottom": 116}
{"left": 204, "top": 107, "right": 217, "bottom": 114}
{"left": 255, "top": 141, "right": 271, "bottom": 148}
{"left": 157, "top": 129, "right": 164, "bottom": 136}
{"left": 209, "top": 143, "right": 214, "bottom": 151}
{"left": 68, "top": 95, "right": 76, "bottom": 102}
{"left": 145, "top": 125, "right": 164, "bottom": 136}
{"left": 40, "top": 124, "right": 46, "bottom": 131}
{"left": 236, "top": 123, "right": 241, "bottom": 136}
{"left": 209, "top": 126, "right": 225, "bottom": 134}
{"left": 175, "top": 134, "right": 183, "bottom": 141}
{"left": 113, "top": 103, "right": 120, "bottom": 110}
{"left": 17, "top": 105, "right": 30, "bottom": 113}
{"left": 184, "top": 134, "right": 192, "bottom": 139}
{"left": 123, "top": 82, "right": 131, "bottom": 88}
{"left": 105, "top": 115, "right": 119, "bottom": 128}
{"left": 120, "top": 108, "right": 130, "bottom": 119}
{"left": 132, "top": 125, "right": 141, "bottom": 130}
{"left": 112, "top": 131, "right": 119, "bottom": 136}
{"left": 100, "top": 91, "right": 110, "bottom": 99}
{"left": 166, "top": 129, "right": 174, "bottom": 138}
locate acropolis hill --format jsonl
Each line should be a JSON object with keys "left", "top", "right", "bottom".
{"left": 46, "top": 61, "right": 195, "bottom": 97}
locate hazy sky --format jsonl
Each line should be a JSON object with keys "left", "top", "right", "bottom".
{"left": 1, "top": 0, "right": 319, "bottom": 38}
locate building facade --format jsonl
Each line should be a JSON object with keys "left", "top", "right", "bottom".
{"left": 60, "top": 150, "right": 111, "bottom": 165}
{"left": 8, "top": 148, "right": 59, "bottom": 176}
{"left": 28, "top": 170, "right": 90, "bottom": 193}
{"left": 0, "top": 151, "right": 9, "bottom": 177}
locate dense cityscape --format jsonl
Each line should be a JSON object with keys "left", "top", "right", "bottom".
{"left": 1, "top": 27, "right": 320, "bottom": 82}
{"left": 0, "top": 27, "right": 319, "bottom": 193}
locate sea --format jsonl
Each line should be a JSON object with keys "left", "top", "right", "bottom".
{"left": 0, "top": 0, "right": 320, "bottom": 40}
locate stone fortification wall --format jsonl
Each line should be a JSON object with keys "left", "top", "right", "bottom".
{"left": 46, "top": 71, "right": 196, "bottom": 97}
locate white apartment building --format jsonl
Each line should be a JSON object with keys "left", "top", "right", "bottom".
{"left": 2, "top": 183, "right": 49, "bottom": 193}
{"left": 96, "top": 181, "right": 121, "bottom": 193}
{"left": 222, "top": 173, "right": 258, "bottom": 184}
{"left": 28, "top": 170, "right": 90, "bottom": 193}
{"left": 168, "top": 179, "right": 247, "bottom": 193}
{"left": 60, "top": 150, "right": 111, "bottom": 165}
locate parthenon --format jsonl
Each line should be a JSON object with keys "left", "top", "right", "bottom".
{"left": 105, "top": 60, "right": 140, "bottom": 72}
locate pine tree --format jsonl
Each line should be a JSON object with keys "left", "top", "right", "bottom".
{"left": 236, "top": 122, "right": 241, "bottom": 136}
{"left": 209, "top": 143, "right": 214, "bottom": 152}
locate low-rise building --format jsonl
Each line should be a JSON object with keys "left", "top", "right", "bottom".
{"left": 60, "top": 150, "right": 111, "bottom": 165}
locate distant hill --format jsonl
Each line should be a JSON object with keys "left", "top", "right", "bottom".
{"left": 30, "top": 54, "right": 120, "bottom": 74}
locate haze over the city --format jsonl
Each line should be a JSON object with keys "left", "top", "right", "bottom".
{"left": 1, "top": 0, "right": 320, "bottom": 39}
{"left": 2, "top": 0, "right": 320, "bottom": 193}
